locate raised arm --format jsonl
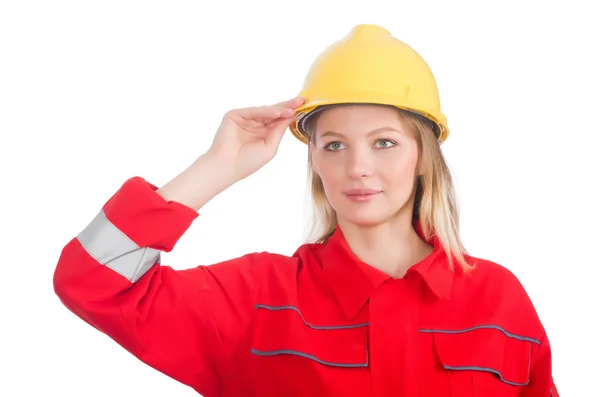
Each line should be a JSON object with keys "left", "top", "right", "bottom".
{"left": 53, "top": 97, "right": 305, "bottom": 396}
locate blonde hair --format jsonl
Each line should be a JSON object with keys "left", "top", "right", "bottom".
{"left": 302, "top": 105, "right": 472, "bottom": 272}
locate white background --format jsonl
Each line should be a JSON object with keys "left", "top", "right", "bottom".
{"left": 1, "top": 1, "right": 598, "bottom": 395}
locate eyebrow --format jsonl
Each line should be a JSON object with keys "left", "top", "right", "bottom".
{"left": 319, "top": 126, "right": 403, "bottom": 139}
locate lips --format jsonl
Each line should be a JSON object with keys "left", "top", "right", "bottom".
{"left": 344, "top": 188, "right": 382, "bottom": 196}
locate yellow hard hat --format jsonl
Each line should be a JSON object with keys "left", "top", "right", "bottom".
{"left": 290, "top": 24, "right": 449, "bottom": 144}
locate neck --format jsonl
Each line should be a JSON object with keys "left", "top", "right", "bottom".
{"left": 337, "top": 212, "right": 433, "bottom": 278}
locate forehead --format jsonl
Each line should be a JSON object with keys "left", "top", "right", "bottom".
{"left": 313, "top": 104, "right": 409, "bottom": 135}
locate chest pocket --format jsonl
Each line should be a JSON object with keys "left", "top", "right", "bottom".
{"left": 248, "top": 304, "right": 370, "bottom": 395}
{"left": 425, "top": 325, "right": 537, "bottom": 397}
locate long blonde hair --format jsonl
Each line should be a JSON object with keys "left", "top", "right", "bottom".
{"left": 302, "top": 105, "right": 471, "bottom": 272}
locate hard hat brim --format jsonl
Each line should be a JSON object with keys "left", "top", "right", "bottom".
{"left": 289, "top": 100, "right": 448, "bottom": 145}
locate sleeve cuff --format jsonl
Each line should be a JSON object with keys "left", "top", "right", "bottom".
{"left": 101, "top": 176, "right": 200, "bottom": 252}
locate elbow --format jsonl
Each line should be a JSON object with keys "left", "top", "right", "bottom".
{"left": 52, "top": 241, "right": 75, "bottom": 303}
{"left": 51, "top": 237, "right": 100, "bottom": 315}
{"left": 51, "top": 241, "right": 107, "bottom": 331}
{"left": 52, "top": 243, "right": 84, "bottom": 316}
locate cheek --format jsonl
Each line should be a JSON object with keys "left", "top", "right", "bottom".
{"left": 376, "top": 153, "right": 418, "bottom": 189}
{"left": 313, "top": 155, "right": 347, "bottom": 201}
{"left": 316, "top": 161, "right": 343, "bottom": 191}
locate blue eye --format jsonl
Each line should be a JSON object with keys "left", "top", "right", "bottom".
{"left": 375, "top": 139, "right": 396, "bottom": 148}
{"left": 324, "top": 141, "right": 345, "bottom": 151}
{"left": 324, "top": 139, "right": 396, "bottom": 151}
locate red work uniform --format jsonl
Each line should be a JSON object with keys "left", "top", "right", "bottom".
{"left": 53, "top": 176, "right": 560, "bottom": 396}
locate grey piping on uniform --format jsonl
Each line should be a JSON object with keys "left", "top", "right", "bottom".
{"left": 419, "top": 325, "right": 541, "bottom": 345}
{"left": 251, "top": 348, "right": 368, "bottom": 368}
{"left": 255, "top": 304, "right": 369, "bottom": 329}
{"left": 443, "top": 365, "right": 529, "bottom": 387}
{"left": 76, "top": 209, "right": 160, "bottom": 283}
{"left": 252, "top": 304, "right": 369, "bottom": 368}
{"left": 422, "top": 325, "right": 534, "bottom": 387}
{"left": 550, "top": 386, "right": 554, "bottom": 396}
{"left": 527, "top": 342, "right": 532, "bottom": 374}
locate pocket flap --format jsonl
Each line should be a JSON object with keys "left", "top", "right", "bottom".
{"left": 430, "top": 326, "right": 534, "bottom": 386}
{"left": 251, "top": 304, "right": 368, "bottom": 368}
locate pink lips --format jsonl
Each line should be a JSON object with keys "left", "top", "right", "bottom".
{"left": 344, "top": 189, "right": 382, "bottom": 202}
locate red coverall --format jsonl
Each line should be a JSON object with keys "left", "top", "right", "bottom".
{"left": 53, "top": 176, "right": 560, "bottom": 396}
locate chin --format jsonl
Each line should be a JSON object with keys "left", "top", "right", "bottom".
{"left": 337, "top": 208, "right": 393, "bottom": 228}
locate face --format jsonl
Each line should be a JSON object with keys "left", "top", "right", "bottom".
{"left": 309, "top": 104, "right": 422, "bottom": 228}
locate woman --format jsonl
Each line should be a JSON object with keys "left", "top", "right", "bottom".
{"left": 53, "top": 24, "right": 559, "bottom": 396}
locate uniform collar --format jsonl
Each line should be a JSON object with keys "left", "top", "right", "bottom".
{"left": 317, "top": 222, "right": 454, "bottom": 320}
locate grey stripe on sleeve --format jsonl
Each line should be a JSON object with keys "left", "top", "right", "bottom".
{"left": 76, "top": 209, "right": 160, "bottom": 283}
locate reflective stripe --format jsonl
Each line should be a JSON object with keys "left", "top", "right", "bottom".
{"left": 76, "top": 209, "right": 160, "bottom": 283}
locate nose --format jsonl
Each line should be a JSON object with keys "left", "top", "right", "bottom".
{"left": 346, "top": 146, "right": 373, "bottom": 179}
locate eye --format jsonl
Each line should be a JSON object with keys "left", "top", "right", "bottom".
{"left": 324, "top": 141, "right": 345, "bottom": 151}
{"left": 374, "top": 139, "right": 396, "bottom": 149}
